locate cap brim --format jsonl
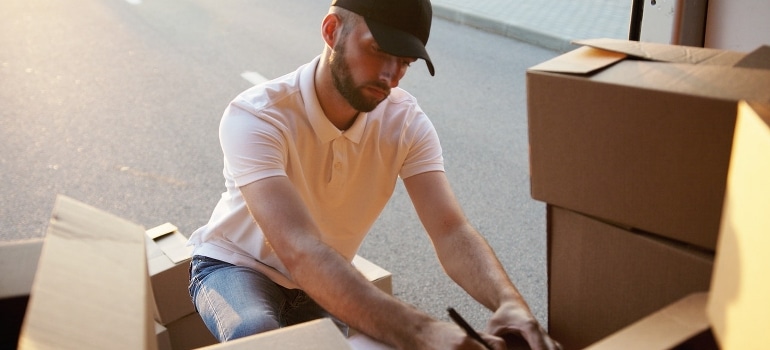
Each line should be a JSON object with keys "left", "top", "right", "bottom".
{"left": 364, "top": 18, "right": 435, "bottom": 76}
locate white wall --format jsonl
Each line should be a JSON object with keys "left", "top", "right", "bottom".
{"left": 705, "top": 0, "right": 770, "bottom": 51}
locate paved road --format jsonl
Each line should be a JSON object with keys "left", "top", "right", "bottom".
{"left": 1, "top": 0, "right": 559, "bottom": 331}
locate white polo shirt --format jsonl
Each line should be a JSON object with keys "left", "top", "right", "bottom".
{"left": 187, "top": 56, "right": 444, "bottom": 289}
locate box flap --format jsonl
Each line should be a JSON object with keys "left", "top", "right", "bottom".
{"left": 352, "top": 255, "right": 390, "bottom": 284}
{"left": 528, "top": 45, "right": 626, "bottom": 74}
{"left": 586, "top": 293, "right": 710, "bottom": 350}
{"left": 18, "top": 195, "right": 156, "bottom": 350}
{"left": 0, "top": 239, "right": 43, "bottom": 298}
{"left": 146, "top": 223, "right": 192, "bottom": 264}
{"left": 146, "top": 222, "right": 178, "bottom": 240}
{"left": 574, "top": 38, "right": 743, "bottom": 65}
{"left": 735, "top": 45, "right": 770, "bottom": 69}
{"left": 707, "top": 101, "right": 770, "bottom": 349}
{"left": 198, "top": 318, "right": 352, "bottom": 349}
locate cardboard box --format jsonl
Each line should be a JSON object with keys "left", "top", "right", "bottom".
{"left": 585, "top": 292, "right": 717, "bottom": 350}
{"left": 17, "top": 195, "right": 157, "bottom": 350}
{"left": 547, "top": 205, "right": 714, "bottom": 350}
{"left": 156, "top": 322, "right": 172, "bottom": 350}
{"left": 527, "top": 38, "right": 770, "bottom": 251}
{"left": 707, "top": 101, "right": 770, "bottom": 349}
{"left": 198, "top": 318, "right": 352, "bottom": 350}
{"left": 165, "top": 312, "right": 218, "bottom": 350}
{"left": 0, "top": 239, "right": 43, "bottom": 350}
{"left": 146, "top": 222, "right": 195, "bottom": 324}
{"left": 352, "top": 255, "right": 393, "bottom": 296}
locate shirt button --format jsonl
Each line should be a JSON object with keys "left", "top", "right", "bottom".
{"left": 334, "top": 162, "right": 342, "bottom": 169}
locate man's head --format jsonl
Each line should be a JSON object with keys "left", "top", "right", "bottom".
{"left": 330, "top": 0, "right": 434, "bottom": 76}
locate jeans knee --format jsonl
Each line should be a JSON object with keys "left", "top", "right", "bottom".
{"left": 222, "top": 309, "right": 280, "bottom": 341}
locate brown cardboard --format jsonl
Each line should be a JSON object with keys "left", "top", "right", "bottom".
{"left": 707, "top": 101, "right": 770, "bottom": 349}
{"left": 547, "top": 205, "right": 714, "bottom": 350}
{"left": 352, "top": 255, "right": 393, "bottom": 296}
{"left": 165, "top": 312, "right": 218, "bottom": 350}
{"left": 156, "top": 322, "right": 172, "bottom": 350}
{"left": 574, "top": 38, "right": 747, "bottom": 65}
{"left": 198, "top": 318, "right": 352, "bottom": 350}
{"left": 145, "top": 222, "right": 195, "bottom": 324}
{"left": 0, "top": 239, "right": 43, "bottom": 350}
{"left": 528, "top": 41, "right": 770, "bottom": 251}
{"left": 585, "top": 293, "right": 716, "bottom": 350}
{"left": 18, "top": 195, "right": 157, "bottom": 350}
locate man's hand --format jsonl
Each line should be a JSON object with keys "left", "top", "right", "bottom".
{"left": 485, "top": 303, "right": 562, "bottom": 350}
{"left": 409, "top": 320, "right": 507, "bottom": 350}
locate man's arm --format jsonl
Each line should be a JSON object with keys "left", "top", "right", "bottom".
{"left": 240, "top": 176, "right": 500, "bottom": 350}
{"left": 403, "top": 171, "right": 560, "bottom": 350}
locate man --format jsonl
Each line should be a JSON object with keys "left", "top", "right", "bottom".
{"left": 187, "top": 0, "right": 560, "bottom": 349}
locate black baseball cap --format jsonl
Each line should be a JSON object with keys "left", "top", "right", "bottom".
{"left": 331, "top": 0, "right": 435, "bottom": 76}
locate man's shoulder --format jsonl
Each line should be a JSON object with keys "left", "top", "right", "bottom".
{"left": 233, "top": 71, "right": 302, "bottom": 113}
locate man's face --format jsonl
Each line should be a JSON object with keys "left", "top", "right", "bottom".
{"left": 329, "top": 21, "right": 416, "bottom": 113}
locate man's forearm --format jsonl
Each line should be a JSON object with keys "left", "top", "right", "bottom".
{"left": 433, "top": 225, "right": 529, "bottom": 312}
{"left": 285, "top": 236, "right": 436, "bottom": 349}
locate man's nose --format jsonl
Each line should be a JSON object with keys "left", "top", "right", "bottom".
{"left": 379, "top": 57, "right": 402, "bottom": 88}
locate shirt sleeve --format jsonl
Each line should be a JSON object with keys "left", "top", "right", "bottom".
{"left": 219, "top": 102, "right": 287, "bottom": 188}
{"left": 399, "top": 106, "right": 445, "bottom": 179}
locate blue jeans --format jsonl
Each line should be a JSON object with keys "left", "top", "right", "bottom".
{"left": 188, "top": 255, "right": 348, "bottom": 342}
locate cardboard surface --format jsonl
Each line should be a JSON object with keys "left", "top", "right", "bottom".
{"left": 547, "top": 205, "right": 714, "bottom": 350}
{"left": 145, "top": 222, "right": 195, "bottom": 324}
{"left": 0, "top": 239, "right": 43, "bottom": 350}
{"left": 707, "top": 101, "right": 770, "bottom": 349}
{"left": 165, "top": 312, "right": 217, "bottom": 350}
{"left": 18, "top": 195, "right": 156, "bottom": 350}
{"left": 199, "top": 318, "right": 352, "bottom": 350}
{"left": 586, "top": 293, "right": 714, "bottom": 350}
{"left": 0, "top": 239, "right": 42, "bottom": 298}
{"left": 155, "top": 322, "right": 172, "bottom": 350}
{"left": 575, "top": 38, "right": 746, "bottom": 65}
{"left": 352, "top": 255, "right": 393, "bottom": 295}
{"left": 527, "top": 41, "right": 770, "bottom": 251}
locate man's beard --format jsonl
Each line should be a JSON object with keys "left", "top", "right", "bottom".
{"left": 330, "top": 42, "right": 390, "bottom": 113}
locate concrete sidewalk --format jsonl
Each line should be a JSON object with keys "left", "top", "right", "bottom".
{"left": 432, "top": 0, "right": 633, "bottom": 52}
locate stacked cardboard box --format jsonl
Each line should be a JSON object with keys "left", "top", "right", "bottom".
{"left": 587, "top": 100, "right": 770, "bottom": 349}
{"left": 527, "top": 39, "right": 770, "bottom": 349}
{"left": 144, "top": 223, "right": 216, "bottom": 350}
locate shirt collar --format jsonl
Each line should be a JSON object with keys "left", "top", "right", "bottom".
{"left": 300, "top": 56, "right": 367, "bottom": 144}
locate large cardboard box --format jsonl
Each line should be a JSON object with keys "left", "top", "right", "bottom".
{"left": 527, "top": 39, "right": 770, "bottom": 251}
{"left": 707, "top": 101, "right": 770, "bottom": 349}
{"left": 145, "top": 222, "right": 195, "bottom": 325}
{"left": 17, "top": 195, "right": 157, "bottom": 350}
{"left": 548, "top": 205, "right": 713, "bottom": 349}
{"left": 0, "top": 239, "right": 43, "bottom": 349}
{"left": 585, "top": 293, "right": 717, "bottom": 350}
{"left": 199, "top": 318, "right": 352, "bottom": 350}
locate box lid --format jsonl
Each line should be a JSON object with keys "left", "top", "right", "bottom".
{"left": 199, "top": 318, "right": 352, "bottom": 350}
{"left": 529, "top": 38, "right": 748, "bottom": 75}
{"left": 575, "top": 38, "right": 744, "bottom": 65}
{"left": 18, "top": 195, "right": 156, "bottom": 350}
{"left": 707, "top": 101, "right": 770, "bottom": 349}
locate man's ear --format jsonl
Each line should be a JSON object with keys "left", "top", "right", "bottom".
{"left": 321, "top": 13, "right": 342, "bottom": 48}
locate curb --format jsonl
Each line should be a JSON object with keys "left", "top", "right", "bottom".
{"left": 432, "top": 4, "right": 578, "bottom": 53}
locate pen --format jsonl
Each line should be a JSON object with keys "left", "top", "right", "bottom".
{"left": 447, "top": 307, "right": 494, "bottom": 350}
